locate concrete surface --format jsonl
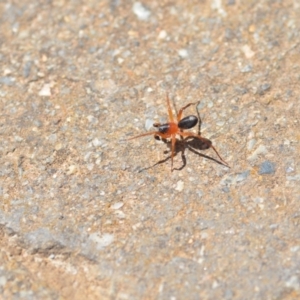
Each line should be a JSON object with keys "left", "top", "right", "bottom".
{"left": 0, "top": 0, "right": 300, "bottom": 299}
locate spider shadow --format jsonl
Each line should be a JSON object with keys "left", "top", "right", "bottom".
{"left": 138, "top": 136, "right": 227, "bottom": 173}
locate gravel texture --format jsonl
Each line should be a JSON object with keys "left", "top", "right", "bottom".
{"left": 0, "top": 0, "right": 300, "bottom": 299}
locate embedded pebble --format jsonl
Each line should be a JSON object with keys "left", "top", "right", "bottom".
{"left": 38, "top": 84, "right": 51, "bottom": 96}
{"left": 48, "top": 133, "right": 57, "bottom": 143}
{"left": 258, "top": 83, "right": 271, "bottom": 95}
{"left": 175, "top": 180, "right": 184, "bottom": 192}
{"left": 247, "top": 139, "right": 256, "bottom": 151}
{"left": 259, "top": 161, "right": 276, "bottom": 175}
{"left": 178, "top": 49, "right": 188, "bottom": 58}
{"left": 247, "top": 144, "right": 267, "bottom": 161}
{"left": 14, "top": 135, "right": 23, "bottom": 142}
{"left": 241, "top": 45, "right": 255, "bottom": 58}
{"left": 86, "top": 163, "right": 94, "bottom": 171}
{"left": 23, "top": 61, "right": 32, "bottom": 77}
{"left": 87, "top": 115, "right": 98, "bottom": 124}
{"left": 207, "top": 101, "right": 214, "bottom": 108}
{"left": 111, "top": 202, "right": 124, "bottom": 210}
{"left": 66, "top": 165, "right": 77, "bottom": 175}
{"left": 197, "top": 101, "right": 206, "bottom": 110}
{"left": 145, "top": 118, "right": 153, "bottom": 130}
{"left": 0, "top": 276, "right": 7, "bottom": 286}
{"left": 0, "top": 76, "right": 15, "bottom": 86}
{"left": 285, "top": 275, "right": 300, "bottom": 290}
{"left": 92, "top": 138, "right": 102, "bottom": 147}
{"left": 211, "top": 0, "right": 227, "bottom": 16}
{"left": 55, "top": 143, "right": 62, "bottom": 151}
{"left": 89, "top": 233, "right": 114, "bottom": 249}
{"left": 132, "top": 2, "right": 151, "bottom": 21}
{"left": 285, "top": 165, "right": 294, "bottom": 173}
{"left": 158, "top": 30, "right": 167, "bottom": 39}
{"left": 240, "top": 64, "right": 252, "bottom": 73}
{"left": 114, "top": 210, "right": 126, "bottom": 219}
{"left": 253, "top": 197, "right": 264, "bottom": 204}
{"left": 286, "top": 174, "right": 300, "bottom": 181}
{"left": 236, "top": 170, "right": 250, "bottom": 182}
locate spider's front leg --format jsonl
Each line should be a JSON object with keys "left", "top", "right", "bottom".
{"left": 177, "top": 101, "right": 200, "bottom": 123}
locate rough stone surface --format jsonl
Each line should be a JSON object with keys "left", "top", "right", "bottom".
{"left": 0, "top": 0, "right": 300, "bottom": 299}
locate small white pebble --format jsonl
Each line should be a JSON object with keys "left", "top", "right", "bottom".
{"left": 253, "top": 197, "right": 264, "bottom": 204}
{"left": 248, "top": 131, "right": 254, "bottom": 139}
{"left": 111, "top": 202, "right": 124, "bottom": 210}
{"left": 86, "top": 163, "right": 94, "bottom": 171}
{"left": 207, "top": 101, "right": 214, "bottom": 108}
{"left": 290, "top": 246, "right": 300, "bottom": 252}
{"left": 211, "top": 0, "right": 227, "bottom": 16}
{"left": 114, "top": 210, "right": 126, "bottom": 219}
{"left": 4, "top": 68, "right": 13, "bottom": 75}
{"left": 242, "top": 45, "right": 255, "bottom": 59}
{"left": 145, "top": 119, "right": 153, "bottom": 130}
{"left": 55, "top": 143, "right": 62, "bottom": 151}
{"left": 92, "top": 138, "right": 102, "bottom": 147}
{"left": 147, "top": 87, "right": 153, "bottom": 92}
{"left": 178, "top": 49, "right": 188, "bottom": 58}
{"left": 247, "top": 144, "right": 267, "bottom": 161}
{"left": 0, "top": 276, "right": 7, "bottom": 286}
{"left": 212, "top": 281, "right": 219, "bottom": 289}
{"left": 87, "top": 115, "right": 98, "bottom": 124}
{"left": 158, "top": 30, "right": 167, "bottom": 39}
{"left": 132, "top": 2, "right": 151, "bottom": 21}
{"left": 38, "top": 84, "right": 51, "bottom": 96}
{"left": 117, "top": 57, "right": 124, "bottom": 64}
{"left": 89, "top": 233, "right": 114, "bottom": 249}
{"left": 287, "top": 174, "right": 300, "bottom": 181}
{"left": 201, "top": 232, "right": 208, "bottom": 239}
{"left": 66, "top": 165, "right": 77, "bottom": 175}
{"left": 175, "top": 180, "right": 184, "bottom": 192}
{"left": 285, "top": 275, "right": 300, "bottom": 290}
{"left": 14, "top": 135, "right": 23, "bottom": 142}
{"left": 247, "top": 139, "right": 256, "bottom": 151}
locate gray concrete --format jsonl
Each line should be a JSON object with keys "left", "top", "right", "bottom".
{"left": 0, "top": 0, "right": 299, "bottom": 299}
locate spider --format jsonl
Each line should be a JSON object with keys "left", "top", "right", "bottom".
{"left": 128, "top": 93, "right": 229, "bottom": 171}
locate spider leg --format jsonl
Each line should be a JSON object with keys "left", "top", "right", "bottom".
{"left": 210, "top": 144, "right": 230, "bottom": 167}
{"left": 177, "top": 101, "right": 200, "bottom": 122}
{"left": 128, "top": 131, "right": 163, "bottom": 140}
{"left": 179, "top": 131, "right": 229, "bottom": 167}
{"left": 171, "top": 134, "right": 176, "bottom": 171}
{"left": 166, "top": 93, "right": 174, "bottom": 122}
{"left": 195, "top": 103, "right": 202, "bottom": 135}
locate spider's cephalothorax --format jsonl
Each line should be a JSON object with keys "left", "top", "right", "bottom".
{"left": 128, "top": 94, "right": 229, "bottom": 171}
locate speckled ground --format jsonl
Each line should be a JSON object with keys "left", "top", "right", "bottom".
{"left": 0, "top": 0, "right": 300, "bottom": 299}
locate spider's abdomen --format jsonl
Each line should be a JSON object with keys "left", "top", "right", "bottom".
{"left": 178, "top": 115, "right": 198, "bottom": 130}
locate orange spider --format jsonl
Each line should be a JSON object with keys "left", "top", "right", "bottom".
{"left": 128, "top": 93, "right": 229, "bottom": 171}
